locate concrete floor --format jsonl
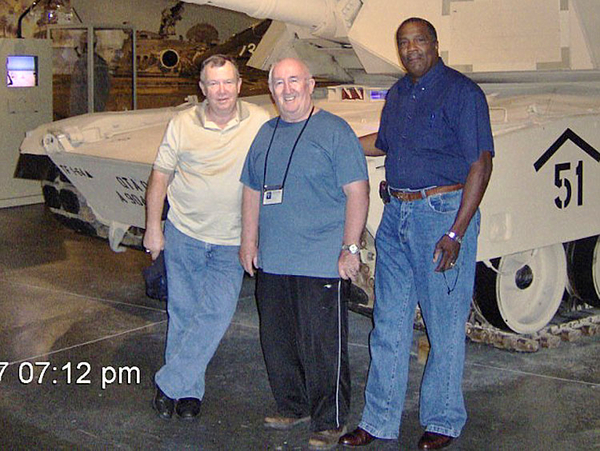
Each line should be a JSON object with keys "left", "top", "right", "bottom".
{"left": 1, "top": 204, "right": 599, "bottom": 450}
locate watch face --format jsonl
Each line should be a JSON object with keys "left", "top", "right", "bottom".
{"left": 343, "top": 244, "right": 360, "bottom": 254}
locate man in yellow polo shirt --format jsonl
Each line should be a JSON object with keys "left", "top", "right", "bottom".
{"left": 144, "top": 54, "right": 269, "bottom": 421}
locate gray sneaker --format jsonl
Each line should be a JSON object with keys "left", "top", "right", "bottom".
{"left": 263, "top": 415, "right": 311, "bottom": 430}
{"left": 309, "top": 425, "right": 348, "bottom": 450}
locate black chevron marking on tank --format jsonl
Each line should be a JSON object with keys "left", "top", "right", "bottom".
{"left": 534, "top": 128, "right": 600, "bottom": 172}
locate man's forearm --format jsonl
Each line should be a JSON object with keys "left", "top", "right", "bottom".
{"left": 241, "top": 186, "right": 260, "bottom": 246}
{"left": 145, "top": 169, "right": 169, "bottom": 231}
{"left": 360, "top": 133, "right": 386, "bottom": 157}
{"left": 338, "top": 179, "right": 369, "bottom": 281}
{"left": 143, "top": 169, "right": 170, "bottom": 259}
{"left": 240, "top": 186, "right": 261, "bottom": 275}
{"left": 342, "top": 180, "right": 370, "bottom": 245}
{"left": 450, "top": 151, "right": 493, "bottom": 236}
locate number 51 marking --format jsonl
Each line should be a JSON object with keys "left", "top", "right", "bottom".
{"left": 554, "top": 161, "right": 583, "bottom": 209}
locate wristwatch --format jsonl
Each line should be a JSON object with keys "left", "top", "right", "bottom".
{"left": 445, "top": 230, "right": 463, "bottom": 244}
{"left": 342, "top": 243, "right": 360, "bottom": 255}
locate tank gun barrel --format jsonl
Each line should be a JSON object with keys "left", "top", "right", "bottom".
{"left": 182, "top": 0, "right": 339, "bottom": 37}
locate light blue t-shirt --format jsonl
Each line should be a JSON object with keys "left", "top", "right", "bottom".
{"left": 241, "top": 109, "right": 368, "bottom": 278}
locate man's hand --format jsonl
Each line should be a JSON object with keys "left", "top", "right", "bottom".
{"left": 338, "top": 250, "right": 361, "bottom": 282}
{"left": 143, "top": 227, "right": 164, "bottom": 261}
{"left": 239, "top": 242, "right": 258, "bottom": 277}
{"left": 433, "top": 234, "right": 460, "bottom": 272}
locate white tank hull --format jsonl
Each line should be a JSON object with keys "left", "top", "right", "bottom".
{"left": 18, "top": 0, "right": 600, "bottom": 342}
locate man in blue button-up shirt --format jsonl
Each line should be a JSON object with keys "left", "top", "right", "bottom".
{"left": 340, "top": 17, "right": 494, "bottom": 450}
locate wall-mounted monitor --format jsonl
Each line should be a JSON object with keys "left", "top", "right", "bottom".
{"left": 6, "top": 55, "right": 38, "bottom": 88}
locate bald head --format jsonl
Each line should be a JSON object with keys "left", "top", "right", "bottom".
{"left": 268, "top": 58, "right": 316, "bottom": 123}
{"left": 268, "top": 58, "right": 312, "bottom": 87}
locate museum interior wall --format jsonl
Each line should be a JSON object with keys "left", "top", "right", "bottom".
{"left": 1, "top": 1, "right": 262, "bottom": 117}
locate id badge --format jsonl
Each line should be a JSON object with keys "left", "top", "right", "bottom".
{"left": 263, "top": 186, "right": 283, "bottom": 205}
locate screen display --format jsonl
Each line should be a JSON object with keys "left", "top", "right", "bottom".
{"left": 6, "top": 55, "right": 38, "bottom": 88}
{"left": 369, "top": 89, "right": 389, "bottom": 101}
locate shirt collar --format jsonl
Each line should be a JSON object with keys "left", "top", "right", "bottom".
{"left": 402, "top": 58, "right": 446, "bottom": 89}
{"left": 197, "top": 100, "right": 249, "bottom": 131}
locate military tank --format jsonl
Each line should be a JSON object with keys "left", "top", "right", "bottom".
{"left": 19, "top": 0, "right": 600, "bottom": 350}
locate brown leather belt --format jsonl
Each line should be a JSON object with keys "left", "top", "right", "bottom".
{"left": 389, "top": 183, "right": 464, "bottom": 202}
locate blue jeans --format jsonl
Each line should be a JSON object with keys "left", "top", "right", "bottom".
{"left": 359, "top": 190, "right": 479, "bottom": 439}
{"left": 155, "top": 220, "right": 244, "bottom": 400}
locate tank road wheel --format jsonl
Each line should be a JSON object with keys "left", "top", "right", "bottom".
{"left": 41, "top": 164, "right": 63, "bottom": 209}
{"left": 474, "top": 244, "right": 567, "bottom": 334}
{"left": 42, "top": 164, "right": 97, "bottom": 236}
{"left": 567, "top": 236, "right": 600, "bottom": 307}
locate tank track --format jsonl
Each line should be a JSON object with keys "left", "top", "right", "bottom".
{"left": 463, "top": 304, "right": 600, "bottom": 352}
{"left": 350, "top": 299, "right": 600, "bottom": 353}
{"left": 42, "top": 165, "right": 144, "bottom": 249}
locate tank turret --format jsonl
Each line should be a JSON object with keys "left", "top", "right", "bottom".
{"left": 182, "top": 0, "right": 394, "bottom": 82}
{"left": 182, "top": 0, "right": 600, "bottom": 84}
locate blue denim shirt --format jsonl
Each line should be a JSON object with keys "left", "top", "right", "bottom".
{"left": 376, "top": 60, "right": 494, "bottom": 189}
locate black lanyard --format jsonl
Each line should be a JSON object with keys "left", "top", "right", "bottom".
{"left": 262, "top": 106, "right": 315, "bottom": 190}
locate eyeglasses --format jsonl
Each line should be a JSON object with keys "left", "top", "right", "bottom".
{"left": 442, "top": 265, "right": 460, "bottom": 295}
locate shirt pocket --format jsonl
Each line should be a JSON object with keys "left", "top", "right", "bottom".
{"left": 416, "top": 107, "right": 450, "bottom": 150}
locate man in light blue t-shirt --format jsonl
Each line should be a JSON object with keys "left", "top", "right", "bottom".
{"left": 240, "top": 58, "right": 369, "bottom": 450}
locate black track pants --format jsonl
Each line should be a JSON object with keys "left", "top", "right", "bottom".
{"left": 256, "top": 270, "right": 350, "bottom": 432}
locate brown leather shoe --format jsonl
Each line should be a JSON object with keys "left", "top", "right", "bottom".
{"left": 417, "top": 431, "right": 454, "bottom": 449}
{"left": 339, "top": 427, "right": 376, "bottom": 447}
